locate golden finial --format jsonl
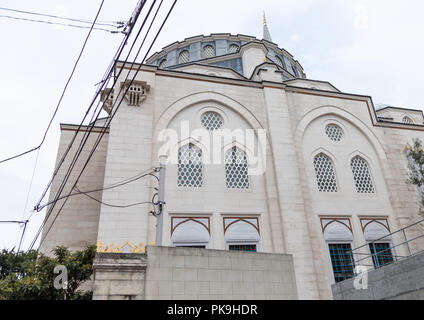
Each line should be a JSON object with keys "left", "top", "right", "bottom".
{"left": 263, "top": 12, "right": 267, "bottom": 26}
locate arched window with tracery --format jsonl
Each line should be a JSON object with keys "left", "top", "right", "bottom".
{"left": 177, "top": 143, "right": 203, "bottom": 187}
{"left": 313, "top": 153, "right": 338, "bottom": 192}
{"left": 351, "top": 156, "right": 375, "bottom": 193}
{"left": 224, "top": 217, "right": 260, "bottom": 252}
{"left": 225, "top": 147, "right": 249, "bottom": 189}
{"left": 171, "top": 217, "right": 210, "bottom": 248}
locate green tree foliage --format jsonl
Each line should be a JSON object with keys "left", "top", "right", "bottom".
{"left": 0, "top": 245, "right": 95, "bottom": 300}
{"left": 406, "top": 138, "right": 424, "bottom": 218}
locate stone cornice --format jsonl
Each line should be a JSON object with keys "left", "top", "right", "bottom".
{"left": 60, "top": 123, "right": 110, "bottom": 133}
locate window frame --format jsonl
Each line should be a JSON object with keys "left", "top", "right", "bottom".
{"left": 274, "top": 55, "right": 285, "bottom": 68}
{"left": 224, "top": 146, "right": 250, "bottom": 190}
{"left": 173, "top": 242, "right": 209, "bottom": 249}
{"left": 158, "top": 58, "right": 167, "bottom": 69}
{"left": 177, "top": 143, "right": 204, "bottom": 188}
{"left": 170, "top": 216, "right": 210, "bottom": 248}
{"left": 313, "top": 152, "right": 339, "bottom": 193}
{"left": 202, "top": 44, "right": 216, "bottom": 58}
{"left": 367, "top": 241, "right": 395, "bottom": 269}
{"left": 178, "top": 49, "right": 190, "bottom": 64}
{"left": 350, "top": 155, "right": 376, "bottom": 194}
{"left": 200, "top": 111, "right": 224, "bottom": 131}
{"left": 228, "top": 44, "right": 240, "bottom": 54}
{"left": 226, "top": 241, "right": 259, "bottom": 252}
{"left": 326, "top": 240, "right": 356, "bottom": 283}
{"left": 223, "top": 217, "right": 261, "bottom": 252}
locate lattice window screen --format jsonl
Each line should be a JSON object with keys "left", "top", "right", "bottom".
{"left": 313, "top": 153, "right": 338, "bottom": 192}
{"left": 177, "top": 144, "right": 203, "bottom": 187}
{"left": 201, "top": 112, "right": 223, "bottom": 130}
{"left": 203, "top": 45, "right": 215, "bottom": 58}
{"left": 178, "top": 50, "right": 189, "bottom": 64}
{"left": 325, "top": 124, "right": 344, "bottom": 142}
{"left": 228, "top": 44, "right": 239, "bottom": 53}
{"left": 225, "top": 147, "right": 250, "bottom": 189}
{"left": 351, "top": 156, "right": 375, "bottom": 193}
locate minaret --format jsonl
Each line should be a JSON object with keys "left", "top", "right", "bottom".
{"left": 263, "top": 12, "right": 272, "bottom": 42}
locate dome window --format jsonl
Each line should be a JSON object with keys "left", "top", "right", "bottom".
{"left": 275, "top": 56, "right": 284, "bottom": 68}
{"left": 178, "top": 50, "right": 190, "bottom": 64}
{"left": 158, "top": 59, "right": 167, "bottom": 69}
{"left": 203, "top": 45, "right": 215, "bottom": 58}
{"left": 228, "top": 44, "right": 239, "bottom": 53}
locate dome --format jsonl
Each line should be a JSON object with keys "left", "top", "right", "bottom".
{"left": 146, "top": 33, "right": 305, "bottom": 81}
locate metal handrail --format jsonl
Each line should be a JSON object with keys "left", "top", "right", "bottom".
{"left": 349, "top": 218, "right": 424, "bottom": 273}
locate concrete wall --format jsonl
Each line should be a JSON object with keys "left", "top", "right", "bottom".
{"left": 332, "top": 251, "right": 424, "bottom": 300}
{"left": 92, "top": 246, "right": 298, "bottom": 300}
{"left": 93, "top": 253, "right": 146, "bottom": 300}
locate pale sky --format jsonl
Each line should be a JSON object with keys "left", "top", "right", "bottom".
{"left": 1, "top": 0, "right": 423, "bottom": 251}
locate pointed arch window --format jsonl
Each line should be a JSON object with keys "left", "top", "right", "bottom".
{"left": 351, "top": 156, "right": 375, "bottom": 193}
{"left": 225, "top": 147, "right": 249, "bottom": 189}
{"left": 171, "top": 217, "right": 210, "bottom": 248}
{"left": 177, "top": 143, "right": 203, "bottom": 187}
{"left": 178, "top": 50, "right": 190, "bottom": 64}
{"left": 313, "top": 153, "right": 338, "bottom": 192}
{"left": 321, "top": 218, "right": 355, "bottom": 283}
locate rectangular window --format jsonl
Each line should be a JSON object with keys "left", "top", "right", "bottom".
{"left": 229, "top": 244, "right": 257, "bottom": 252}
{"left": 175, "top": 245, "right": 206, "bottom": 248}
{"left": 369, "top": 242, "right": 394, "bottom": 268}
{"left": 328, "top": 243, "right": 355, "bottom": 283}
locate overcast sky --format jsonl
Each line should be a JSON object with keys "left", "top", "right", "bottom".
{"left": 1, "top": 0, "right": 423, "bottom": 251}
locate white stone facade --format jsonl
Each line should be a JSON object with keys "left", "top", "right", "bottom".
{"left": 41, "top": 34, "right": 424, "bottom": 300}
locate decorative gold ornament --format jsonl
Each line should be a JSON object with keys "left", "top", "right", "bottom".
{"left": 96, "top": 240, "right": 156, "bottom": 253}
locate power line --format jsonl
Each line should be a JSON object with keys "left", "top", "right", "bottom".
{"left": 0, "top": 0, "right": 106, "bottom": 165}
{"left": 33, "top": 0, "right": 158, "bottom": 211}
{"left": 0, "top": 6, "right": 125, "bottom": 27}
{"left": 21, "top": 149, "right": 40, "bottom": 220}
{"left": 36, "top": 168, "right": 158, "bottom": 211}
{"left": 27, "top": 0, "right": 153, "bottom": 251}
{"left": 33, "top": 0, "right": 177, "bottom": 251}
{"left": 34, "top": 0, "right": 151, "bottom": 207}
{"left": 0, "top": 14, "right": 120, "bottom": 33}
{"left": 0, "top": 220, "right": 28, "bottom": 224}
{"left": 17, "top": 220, "right": 29, "bottom": 252}
{"left": 74, "top": 186, "right": 154, "bottom": 209}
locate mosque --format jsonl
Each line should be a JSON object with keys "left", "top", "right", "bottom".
{"left": 40, "top": 16, "right": 424, "bottom": 299}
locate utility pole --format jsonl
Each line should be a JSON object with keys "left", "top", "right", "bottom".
{"left": 155, "top": 156, "right": 167, "bottom": 246}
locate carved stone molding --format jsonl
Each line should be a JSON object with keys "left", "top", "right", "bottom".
{"left": 120, "top": 80, "right": 150, "bottom": 106}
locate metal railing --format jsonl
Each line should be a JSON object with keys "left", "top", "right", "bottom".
{"left": 349, "top": 219, "right": 424, "bottom": 275}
